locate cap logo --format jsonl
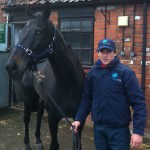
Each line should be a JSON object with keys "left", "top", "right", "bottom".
{"left": 102, "top": 39, "right": 111, "bottom": 45}
{"left": 102, "top": 39, "right": 108, "bottom": 44}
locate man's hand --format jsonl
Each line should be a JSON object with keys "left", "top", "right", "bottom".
{"left": 130, "top": 133, "right": 143, "bottom": 149}
{"left": 71, "top": 121, "right": 81, "bottom": 133}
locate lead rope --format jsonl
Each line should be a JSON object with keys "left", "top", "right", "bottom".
{"left": 72, "top": 126, "right": 80, "bottom": 150}
{"left": 49, "top": 95, "right": 80, "bottom": 150}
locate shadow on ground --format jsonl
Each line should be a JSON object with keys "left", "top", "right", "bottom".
{"left": 0, "top": 107, "right": 149, "bottom": 150}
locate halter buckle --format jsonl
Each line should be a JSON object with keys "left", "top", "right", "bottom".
{"left": 48, "top": 44, "right": 53, "bottom": 54}
{"left": 49, "top": 48, "right": 53, "bottom": 54}
{"left": 25, "top": 48, "right": 32, "bottom": 55}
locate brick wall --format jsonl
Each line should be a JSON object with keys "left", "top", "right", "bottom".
{"left": 94, "top": 4, "right": 150, "bottom": 129}
{"left": 0, "top": 5, "right": 6, "bottom": 23}
{"left": 49, "top": 4, "right": 150, "bottom": 129}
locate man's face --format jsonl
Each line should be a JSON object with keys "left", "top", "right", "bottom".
{"left": 98, "top": 49, "right": 117, "bottom": 65}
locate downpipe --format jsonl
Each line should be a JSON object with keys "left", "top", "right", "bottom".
{"left": 141, "top": 0, "right": 147, "bottom": 94}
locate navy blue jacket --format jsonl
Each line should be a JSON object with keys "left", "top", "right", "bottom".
{"left": 75, "top": 56, "right": 146, "bottom": 135}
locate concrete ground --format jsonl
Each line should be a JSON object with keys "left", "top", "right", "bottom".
{"left": 0, "top": 107, "right": 149, "bottom": 150}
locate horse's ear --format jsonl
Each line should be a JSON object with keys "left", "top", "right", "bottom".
{"left": 25, "top": 5, "right": 33, "bottom": 18}
{"left": 42, "top": 2, "right": 51, "bottom": 19}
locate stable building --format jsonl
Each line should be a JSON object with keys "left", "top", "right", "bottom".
{"left": 1, "top": 0, "right": 150, "bottom": 130}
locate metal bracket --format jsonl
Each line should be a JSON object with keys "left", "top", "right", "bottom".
{"left": 100, "top": 9, "right": 111, "bottom": 24}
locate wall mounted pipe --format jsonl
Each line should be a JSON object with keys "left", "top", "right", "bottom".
{"left": 130, "top": 4, "right": 136, "bottom": 57}
{"left": 141, "top": 0, "right": 147, "bottom": 94}
{"left": 120, "top": 5, "right": 126, "bottom": 56}
{"left": 104, "top": 5, "right": 107, "bottom": 38}
{"left": 100, "top": 5, "right": 110, "bottom": 39}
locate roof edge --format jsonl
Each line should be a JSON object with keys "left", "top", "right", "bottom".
{"left": 2, "top": 0, "right": 148, "bottom": 13}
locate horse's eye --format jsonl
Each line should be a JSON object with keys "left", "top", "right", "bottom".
{"left": 36, "top": 30, "right": 41, "bottom": 35}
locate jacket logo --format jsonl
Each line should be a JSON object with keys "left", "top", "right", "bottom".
{"left": 112, "top": 73, "right": 118, "bottom": 79}
{"left": 112, "top": 72, "right": 122, "bottom": 82}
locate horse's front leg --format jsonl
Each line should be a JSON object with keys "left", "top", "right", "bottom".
{"left": 47, "top": 112, "right": 60, "bottom": 150}
{"left": 24, "top": 107, "right": 32, "bottom": 150}
{"left": 35, "top": 100, "right": 44, "bottom": 150}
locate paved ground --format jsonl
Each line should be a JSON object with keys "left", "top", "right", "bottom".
{"left": 0, "top": 107, "right": 94, "bottom": 150}
{"left": 0, "top": 107, "right": 150, "bottom": 150}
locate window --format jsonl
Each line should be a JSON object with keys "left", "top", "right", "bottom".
{"left": 0, "top": 23, "right": 8, "bottom": 51}
{"left": 11, "top": 23, "right": 25, "bottom": 47}
{"left": 60, "top": 18, "right": 93, "bottom": 65}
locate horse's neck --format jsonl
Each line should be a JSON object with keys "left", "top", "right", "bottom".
{"left": 52, "top": 32, "right": 74, "bottom": 69}
{"left": 48, "top": 36, "right": 80, "bottom": 86}
{"left": 48, "top": 26, "right": 73, "bottom": 68}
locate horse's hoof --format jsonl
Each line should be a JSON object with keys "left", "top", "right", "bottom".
{"left": 35, "top": 143, "right": 44, "bottom": 150}
{"left": 50, "top": 144, "right": 59, "bottom": 150}
{"left": 25, "top": 144, "right": 32, "bottom": 150}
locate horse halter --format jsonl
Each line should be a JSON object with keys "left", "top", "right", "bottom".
{"left": 15, "top": 28, "right": 56, "bottom": 64}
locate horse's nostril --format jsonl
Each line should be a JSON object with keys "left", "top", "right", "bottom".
{"left": 6, "top": 62, "right": 17, "bottom": 72}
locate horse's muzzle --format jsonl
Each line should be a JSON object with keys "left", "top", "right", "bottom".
{"left": 5, "top": 62, "right": 17, "bottom": 76}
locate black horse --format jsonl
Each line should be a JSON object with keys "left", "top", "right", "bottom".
{"left": 6, "top": 8, "right": 85, "bottom": 150}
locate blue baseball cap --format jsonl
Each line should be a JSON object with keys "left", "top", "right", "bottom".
{"left": 97, "top": 38, "right": 116, "bottom": 52}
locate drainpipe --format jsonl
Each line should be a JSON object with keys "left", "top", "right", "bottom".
{"left": 141, "top": 1, "right": 147, "bottom": 94}
{"left": 104, "top": 5, "right": 107, "bottom": 38}
{"left": 120, "top": 5, "right": 126, "bottom": 56}
{"left": 130, "top": 4, "right": 136, "bottom": 57}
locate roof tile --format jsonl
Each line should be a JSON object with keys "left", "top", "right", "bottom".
{"left": 7, "top": 0, "right": 91, "bottom": 6}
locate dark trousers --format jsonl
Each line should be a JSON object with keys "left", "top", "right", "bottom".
{"left": 94, "top": 124, "right": 131, "bottom": 150}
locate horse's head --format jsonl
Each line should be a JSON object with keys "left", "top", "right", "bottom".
{"left": 6, "top": 9, "right": 54, "bottom": 80}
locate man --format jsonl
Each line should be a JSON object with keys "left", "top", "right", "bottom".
{"left": 72, "top": 38, "right": 147, "bottom": 150}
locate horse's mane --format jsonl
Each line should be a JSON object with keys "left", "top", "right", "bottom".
{"left": 47, "top": 20, "right": 84, "bottom": 88}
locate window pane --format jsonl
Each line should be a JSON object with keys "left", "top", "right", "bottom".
{"left": 60, "top": 18, "right": 93, "bottom": 65}
{"left": 63, "top": 34, "right": 71, "bottom": 45}
{"left": 71, "top": 21, "right": 80, "bottom": 31}
{"left": 61, "top": 21, "right": 70, "bottom": 31}
{"left": 14, "top": 24, "right": 25, "bottom": 45}
{"left": 63, "top": 33, "right": 80, "bottom": 48}
{"left": 72, "top": 48, "right": 92, "bottom": 65}
{"left": 81, "top": 33, "right": 92, "bottom": 48}
{"left": 81, "top": 49, "right": 92, "bottom": 64}
{"left": 72, "top": 49, "right": 81, "bottom": 60}
{"left": 71, "top": 33, "right": 80, "bottom": 48}
{"left": 81, "top": 21, "right": 92, "bottom": 31}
